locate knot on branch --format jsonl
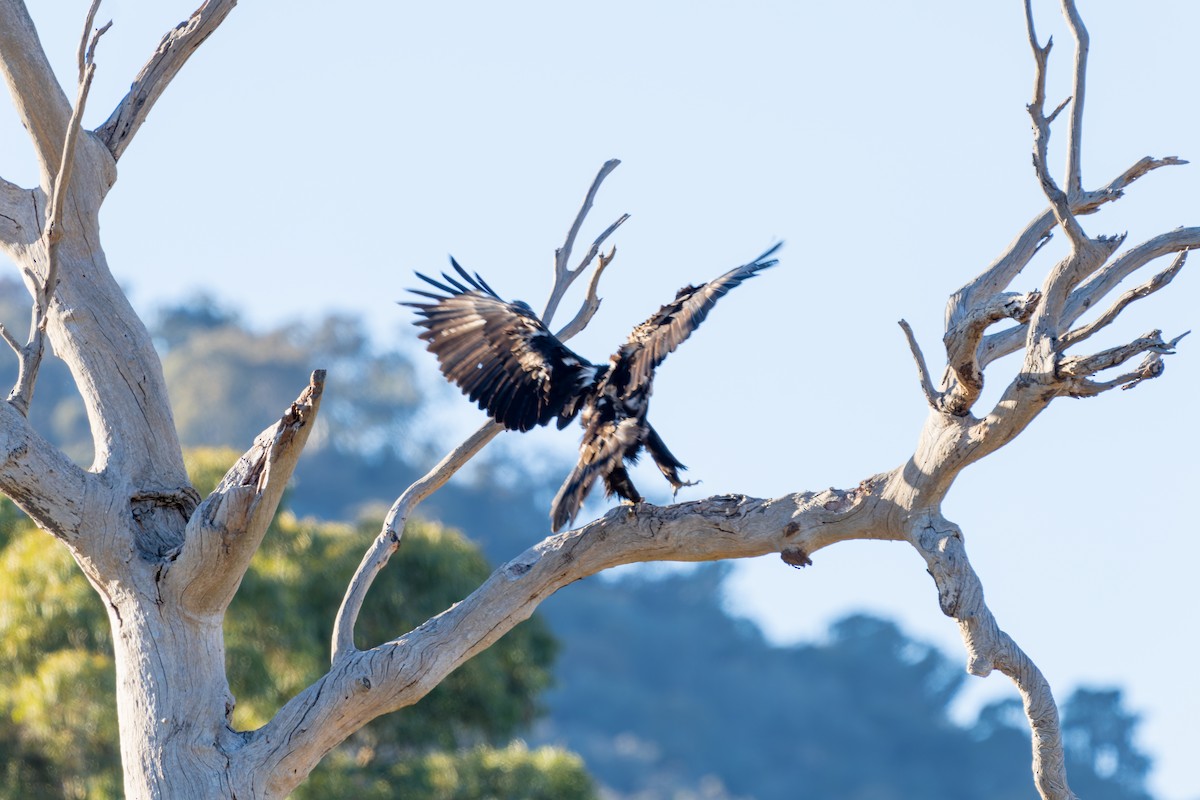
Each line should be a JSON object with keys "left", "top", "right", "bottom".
{"left": 780, "top": 546, "right": 812, "bottom": 568}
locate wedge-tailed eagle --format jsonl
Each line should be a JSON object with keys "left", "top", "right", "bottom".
{"left": 405, "top": 243, "right": 780, "bottom": 531}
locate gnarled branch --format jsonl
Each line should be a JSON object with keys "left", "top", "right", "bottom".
{"left": 172, "top": 371, "right": 324, "bottom": 616}
{"left": 252, "top": 484, "right": 894, "bottom": 797}
{"left": 912, "top": 514, "right": 1076, "bottom": 800}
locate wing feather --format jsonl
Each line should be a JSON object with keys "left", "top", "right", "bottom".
{"left": 619, "top": 243, "right": 781, "bottom": 389}
{"left": 404, "top": 259, "right": 594, "bottom": 432}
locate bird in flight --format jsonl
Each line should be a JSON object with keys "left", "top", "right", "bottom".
{"left": 404, "top": 243, "right": 781, "bottom": 531}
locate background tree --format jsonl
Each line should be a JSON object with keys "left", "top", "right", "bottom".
{"left": 0, "top": 449, "right": 594, "bottom": 800}
{"left": 0, "top": 2, "right": 1192, "bottom": 800}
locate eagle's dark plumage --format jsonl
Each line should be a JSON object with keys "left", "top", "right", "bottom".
{"left": 404, "top": 243, "right": 781, "bottom": 531}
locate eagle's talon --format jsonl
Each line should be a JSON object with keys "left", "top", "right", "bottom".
{"left": 672, "top": 479, "right": 701, "bottom": 499}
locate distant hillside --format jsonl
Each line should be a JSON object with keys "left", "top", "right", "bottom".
{"left": 0, "top": 283, "right": 1156, "bottom": 800}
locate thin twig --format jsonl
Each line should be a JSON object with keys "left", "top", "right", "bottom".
{"left": 1059, "top": 329, "right": 1183, "bottom": 379}
{"left": 556, "top": 246, "right": 617, "bottom": 341}
{"left": 76, "top": 0, "right": 102, "bottom": 81}
{"left": 1060, "top": 251, "right": 1187, "bottom": 349}
{"left": 542, "top": 159, "right": 623, "bottom": 322}
{"left": 949, "top": 155, "right": 1184, "bottom": 333}
{"left": 898, "top": 320, "right": 940, "bottom": 411}
{"left": 1024, "top": 0, "right": 1086, "bottom": 248}
{"left": 1060, "top": 0, "right": 1089, "bottom": 197}
{"left": 0, "top": 323, "right": 20, "bottom": 355}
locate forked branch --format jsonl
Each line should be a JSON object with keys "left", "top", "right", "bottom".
{"left": 542, "top": 159, "right": 628, "bottom": 323}
{"left": 332, "top": 163, "right": 628, "bottom": 662}
{"left": 3, "top": 4, "right": 107, "bottom": 416}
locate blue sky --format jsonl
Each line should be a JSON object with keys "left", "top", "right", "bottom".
{"left": 2, "top": 2, "right": 1197, "bottom": 798}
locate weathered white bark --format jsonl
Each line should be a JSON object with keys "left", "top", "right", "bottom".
{"left": 0, "top": 1, "right": 1192, "bottom": 799}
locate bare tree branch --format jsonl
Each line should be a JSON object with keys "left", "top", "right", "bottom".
{"left": 912, "top": 515, "right": 1077, "bottom": 800}
{"left": 941, "top": 290, "right": 1040, "bottom": 415}
{"left": 255, "top": 483, "right": 896, "bottom": 796}
{"left": 0, "top": 177, "right": 34, "bottom": 246}
{"left": 947, "top": 155, "right": 1184, "bottom": 330}
{"left": 1060, "top": 251, "right": 1187, "bottom": 349}
{"left": 5, "top": 7, "right": 107, "bottom": 417}
{"left": 95, "top": 0, "right": 238, "bottom": 161}
{"left": 333, "top": 165, "right": 628, "bottom": 662}
{"left": 555, "top": 245, "right": 617, "bottom": 341}
{"left": 978, "top": 228, "right": 1200, "bottom": 368}
{"left": 172, "top": 371, "right": 324, "bottom": 616}
{"left": 898, "top": 319, "right": 941, "bottom": 411}
{"left": 1060, "top": 0, "right": 1089, "bottom": 198}
{"left": 541, "top": 159, "right": 626, "bottom": 322}
{"left": 0, "top": 399, "right": 90, "bottom": 541}
{"left": 331, "top": 419, "right": 502, "bottom": 660}
{"left": 0, "top": 0, "right": 72, "bottom": 184}
{"left": 1024, "top": 0, "right": 1087, "bottom": 250}
{"left": 1059, "top": 329, "right": 1184, "bottom": 381}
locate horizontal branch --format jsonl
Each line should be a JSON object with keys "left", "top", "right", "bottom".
{"left": 172, "top": 370, "right": 324, "bottom": 616}
{"left": 252, "top": 480, "right": 899, "bottom": 796}
{"left": 1059, "top": 330, "right": 1186, "bottom": 397}
{"left": 0, "top": 399, "right": 89, "bottom": 541}
{"left": 95, "top": 0, "right": 238, "bottom": 161}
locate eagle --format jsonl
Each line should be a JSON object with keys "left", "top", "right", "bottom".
{"left": 404, "top": 243, "right": 781, "bottom": 531}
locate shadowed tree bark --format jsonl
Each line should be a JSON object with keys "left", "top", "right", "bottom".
{"left": 0, "top": 1, "right": 1192, "bottom": 798}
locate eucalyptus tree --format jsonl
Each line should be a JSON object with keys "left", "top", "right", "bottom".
{"left": 0, "top": 1, "right": 1192, "bottom": 798}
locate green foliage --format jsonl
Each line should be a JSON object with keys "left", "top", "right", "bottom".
{"left": 0, "top": 513, "right": 119, "bottom": 799}
{"left": 0, "top": 444, "right": 571, "bottom": 798}
{"left": 299, "top": 742, "right": 595, "bottom": 800}
{"left": 223, "top": 510, "right": 557, "bottom": 746}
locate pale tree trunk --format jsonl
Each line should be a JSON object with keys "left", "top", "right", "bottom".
{"left": 0, "top": 1, "right": 1194, "bottom": 799}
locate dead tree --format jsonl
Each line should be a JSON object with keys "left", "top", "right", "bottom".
{"left": 0, "top": 1, "right": 1192, "bottom": 798}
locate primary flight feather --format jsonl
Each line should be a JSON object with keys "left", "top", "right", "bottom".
{"left": 404, "top": 243, "right": 781, "bottom": 531}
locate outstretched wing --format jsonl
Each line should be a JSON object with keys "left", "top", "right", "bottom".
{"left": 403, "top": 259, "right": 595, "bottom": 432}
{"left": 619, "top": 243, "right": 782, "bottom": 388}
